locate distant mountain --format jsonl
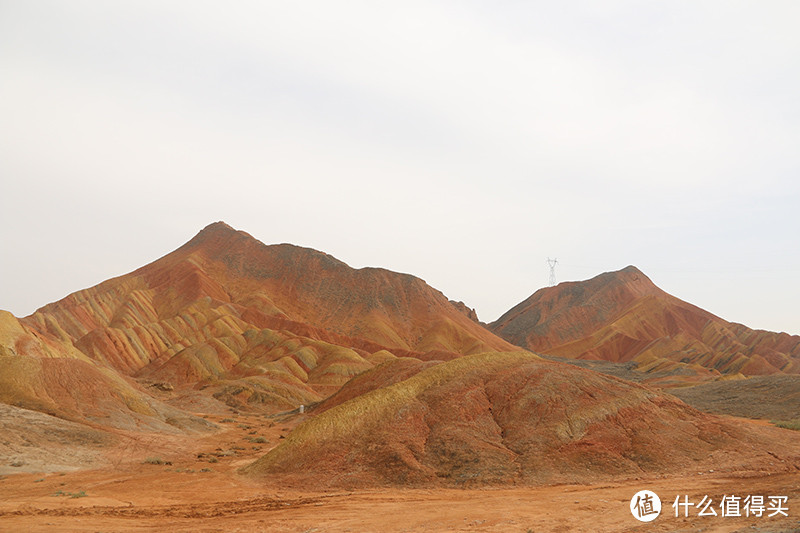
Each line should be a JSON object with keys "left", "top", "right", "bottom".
{"left": 3, "top": 222, "right": 514, "bottom": 417}
{"left": 489, "top": 266, "right": 800, "bottom": 376}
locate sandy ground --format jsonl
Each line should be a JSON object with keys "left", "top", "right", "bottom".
{"left": 1, "top": 412, "right": 798, "bottom": 532}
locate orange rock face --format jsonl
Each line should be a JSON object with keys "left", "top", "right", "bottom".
{"left": 489, "top": 266, "right": 800, "bottom": 375}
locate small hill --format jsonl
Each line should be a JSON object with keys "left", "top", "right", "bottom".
{"left": 313, "top": 356, "right": 440, "bottom": 413}
{"left": 243, "top": 352, "right": 800, "bottom": 487}
{"left": 489, "top": 266, "right": 800, "bottom": 376}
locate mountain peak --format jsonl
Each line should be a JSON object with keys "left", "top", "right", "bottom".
{"left": 620, "top": 264, "right": 643, "bottom": 275}
{"left": 193, "top": 220, "right": 244, "bottom": 241}
{"left": 596, "top": 265, "right": 653, "bottom": 288}
{"left": 179, "top": 221, "right": 257, "bottom": 254}
{"left": 602, "top": 265, "right": 659, "bottom": 296}
{"left": 26, "top": 221, "right": 514, "bottom": 364}
{"left": 201, "top": 220, "right": 236, "bottom": 233}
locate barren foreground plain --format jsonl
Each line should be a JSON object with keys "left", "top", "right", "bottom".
{"left": 1, "top": 409, "right": 798, "bottom": 532}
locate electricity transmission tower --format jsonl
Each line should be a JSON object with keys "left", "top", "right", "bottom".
{"left": 547, "top": 258, "right": 558, "bottom": 287}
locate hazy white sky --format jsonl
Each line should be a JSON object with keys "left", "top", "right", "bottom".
{"left": 1, "top": 1, "right": 798, "bottom": 334}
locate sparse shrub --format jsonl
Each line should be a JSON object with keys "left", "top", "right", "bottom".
{"left": 220, "top": 418, "right": 235, "bottom": 423}
{"left": 53, "top": 490, "right": 87, "bottom": 498}
{"left": 144, "top": 457, "right": 165, "bottom": 465}
{"left": 200, "top": 468, "right": 212, "bottom": 473}
{"left": 207, "top": 457, "right": 218, "bottom": 463}
{"left": 10, "top": 460, "right": 24, "bottom": 467}
{"left": 34, "top": 478, "right": 44, "bottom": 483}
{"left": 772, "top": 419, "right": 800, "bottom": 431}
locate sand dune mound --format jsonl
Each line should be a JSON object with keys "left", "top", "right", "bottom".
{"left": 244, "top": 351, "right": 800, "bottom": 487}
{"left": 490, "top": 266, "right": 800, "bottom": 376}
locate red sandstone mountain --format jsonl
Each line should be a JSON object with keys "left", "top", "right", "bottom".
{"left": 25, "top": 222, "right": 512, "bottom": 356}
{"left": 489, "top": 266, "right": 800, "bottom": 376}
{"left": 2, "top": 222, "right": 514, "bottom": 418}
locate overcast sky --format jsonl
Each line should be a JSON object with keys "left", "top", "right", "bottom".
{"left": 1, "top": 1, "right": 798, "bottom": 334}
